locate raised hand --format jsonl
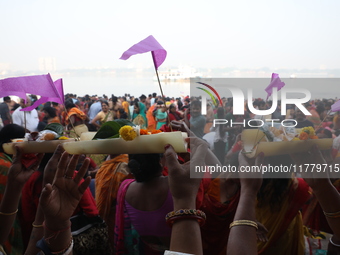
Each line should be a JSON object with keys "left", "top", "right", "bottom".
{"left": 39, "top": 151, "right": 91, "bottom": 228}
{"left": 291, "top": 145, "right": 330, "bottom": 189}
{"left": 42, "top": 145, "right": 65, "bottom": 185}
{"left": 238, "top": 152, "right": 264, "bottom": 193}
{"left": 164, "top": 137, "right": 208, "bottom": 205}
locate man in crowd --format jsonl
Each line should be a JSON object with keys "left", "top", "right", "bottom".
{"left": 0, "top": 97, "right": 12, "bottom": 126}
{"left": 12, "top": 97, "right": 39, "bottom": 132}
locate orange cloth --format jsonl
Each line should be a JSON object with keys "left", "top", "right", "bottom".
{"left": 95, "top": 154, "right": 132, "bottom": 248}
{"left": 47, "top": 116, "right": 61, "bottom": 124}
{"left": 64, "top": 107, "right": 87, "bottom": 125}
{"left": 147, "top": 104, "right": 157, "bottom": 131}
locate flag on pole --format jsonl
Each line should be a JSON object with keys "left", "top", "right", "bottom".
{"left": 331, "top": 100, "right": 340, "bottom": 112}
{"left": 265, "top": 73, "right": 285, "bottom": 100}
{"left": 0, "top": 74, "right": 59, "bottom": 100}
{"left": 119, "top": 35, "right": 167, "bottom": 70}
{"left": 21, "top": 79, "right": 64, "bottom": 111}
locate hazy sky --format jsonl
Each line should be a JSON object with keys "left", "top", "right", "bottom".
{"left": 1, "top": 0, "right": 340, "bottom": 71}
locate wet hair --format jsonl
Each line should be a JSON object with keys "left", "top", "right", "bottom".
{"left": 43, "top": 106, "right": 57, "bottom": 118}
{"left": 128, "top": 154, "right": 162, "bottom": 182}
{"left": 0, "top": 124, "right": 25, "bottom": 152}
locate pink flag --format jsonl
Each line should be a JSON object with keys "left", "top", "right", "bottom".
{"left": 119, "top": 35, "right": 167, "bottom": 70}
{"left": 0, "top": 73, "right": 60, "bottom": 99}
{"left": 265, "top": 73, "right": 285, "bottom": 99}
{"left": 331, "top": 100, "right": 340, "bottom": 112}
{"left": 21, "top": 79, "right": 64, "bottom": 111}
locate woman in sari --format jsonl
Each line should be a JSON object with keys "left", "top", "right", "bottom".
{"left": 89, "top": 101, "right": 114, "bottom": 130}
{"left": 256, "top": 155, "right": 310, "bottom": 255}
{"left": 154, "top": 101, "right": 168, "bottom": 130}
{"left": 63, "top": 100, "right": 88, "bottom": 138}
{"left": 114, "top": 153, "right": 172, "bottom": 255}
{"left": 0, "top": 124, "right": 26, "bottom": 255}
{"left": 42, "top": 106, "right": 60, "bottom": 124}
{"left": 132, "top": 101, "right": 147, "bottom": 129}
{"left": 168, "top": 104, "right": 183, "bottom": 122}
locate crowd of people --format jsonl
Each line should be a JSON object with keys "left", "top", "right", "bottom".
{"left": 0, "top": 92, "right": 339, "bottom": 255}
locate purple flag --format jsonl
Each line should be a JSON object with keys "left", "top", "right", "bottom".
{"left": 331, "top": 100, "right": 340, "bottom": 112}
{"left": 0, "top": 74, "right": 59, "bottom": 99}
{"left": 265, "top": 73, "right": 285, "bottom": 99}
{"left": 21, "top": 79, "right": 64, "bottom": 111}
{"left": 119, "top": 35, "right": 167, "bottom": 70}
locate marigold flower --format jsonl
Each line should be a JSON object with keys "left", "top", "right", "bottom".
{"left": 151, "top": 130, "right": 162, "bottom": 134}
{"left": 119, "top": 125, "right": 137, "bottom": 141}
{"left": 299, "top": 132, "right": 309, "bottom": 140}
{"left": 140, "top": 129, "right": 149, "bottom": 135}
{"left": 301, "top": 126, "right": 315, "bottom": 136}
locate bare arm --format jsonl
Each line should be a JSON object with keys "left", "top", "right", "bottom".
{"left": 0, "top": 148, "right": 42, "bottom": 245}
{"left": 25, "top": 146, "right": 64, "bottom": 255}
{"left": 90, "top": 114, "right": 101, "bottom": 129}
{"left": 165, "top": 138, "right": 208, "bottom": 255}
{"left": 227, "top": 152, "right": 264, "bottom": 255}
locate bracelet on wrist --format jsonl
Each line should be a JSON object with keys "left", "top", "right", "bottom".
{"left": 330, "top": 236, "right": 340, "bottom": 247}
{"left": 43, "top": 221, "right": 71, "bottom": 243}
{"left": 229, "top": 220, "right": 258, "bottom": 230}
{"left": 32, "top": 222, "right": 44, "bottom": 228}
{"left": 165, "top": 209, "right": 206, "bottom": 227}
{"left": 0, "top": 209, "right": 18, "bottom": 216}
{"left": 323, "top": 210, "right": 340, "bottom": 218}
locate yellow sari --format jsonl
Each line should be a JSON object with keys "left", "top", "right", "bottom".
{"left": 256, "top": 178, "right": 310, "bottom": 255}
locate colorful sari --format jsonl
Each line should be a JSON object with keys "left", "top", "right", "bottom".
{"left": 256, "top": 178, "right": 310, "bottom": 255}
{"left": 64, "top": 107, "right": 87, "bottom": 125}
{"left": 0, "top": 153, "right": 23, "bottom": 255}
{"left": 146, "top": 104, "right": 157, "bottom": 131}
{"left": 115, "top": 179, "right": 172, "bottom": 255}
{"left": 200, "top": 178, "right": 240, "bottom": 255}
{"left": 132, "top": 103, "right": 147, "bottom": 129}
{"left": 95, "top": 154, "right": 131, "bottom": 249}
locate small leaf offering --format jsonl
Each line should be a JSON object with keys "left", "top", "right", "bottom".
{"left": 44, "top": 123, "right": 64, "bottom": 137}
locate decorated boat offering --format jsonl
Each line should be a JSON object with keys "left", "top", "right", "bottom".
{"left": 63, "top": 120, "right": 188, "bottom": 154}
{"left": 3, "top": 123, "right": 74, "bottom": 154}
{"left": 242, "top": 126, "right": 333, "bottom": 158}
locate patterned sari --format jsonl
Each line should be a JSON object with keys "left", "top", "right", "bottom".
{"left": 256, "top": 178, "right": 310, "bottom": 255}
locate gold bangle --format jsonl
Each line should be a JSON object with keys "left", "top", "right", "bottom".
{"left": 0, "top": 209, "right": 18, "bottom": 216}
{"left": 323, "top": 210, "right": 340, "bottom": 218}
{"left": 229, "top": 220, "right": 258, "bottom": 230}
{"left": 32, "top": 223, "right": 44, "bottom": 228}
